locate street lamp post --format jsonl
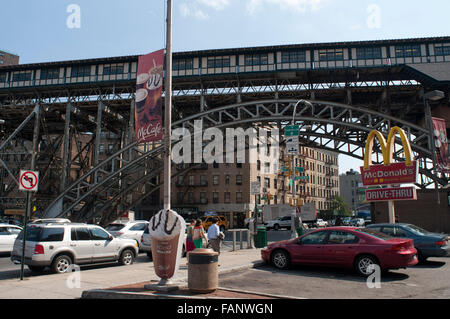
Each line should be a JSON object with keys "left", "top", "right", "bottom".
{"left": 423, "top": 90, "right": 445, "bottom": 232}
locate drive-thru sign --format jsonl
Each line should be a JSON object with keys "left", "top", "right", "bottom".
{"left": 19, "top": 170, "right": 39, "bottom": 192}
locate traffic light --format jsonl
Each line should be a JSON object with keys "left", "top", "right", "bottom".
{"left": 267, "top": 193, "right": 273, "bottom": 201}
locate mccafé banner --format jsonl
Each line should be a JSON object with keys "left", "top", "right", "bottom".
{"left": 135, "top": 49, "right": 164, "bottom": 144}
{"left": 432, "top": 117, "right": 450, "bottom": 173}
{"left": 360, "top": 126, "right": 418, "bottom": 186}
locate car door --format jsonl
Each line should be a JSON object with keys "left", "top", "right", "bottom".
{"left": 90, "top": 227, "right": 117, "bottom": 261}
{"left": 324, "top": 230, "right": 359, "bottom": 266}
{"left": 0, "top": 226, "right": 14, "bottom": 253}
{"left": 291, "top": 231, "right": 329, "bottom": 264}
{"left": 70, "top": 227, "right": 94, "bottom": 264}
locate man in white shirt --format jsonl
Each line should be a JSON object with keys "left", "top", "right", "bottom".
{"left": 207, "top": 218, "right": 221, "bottom": 254}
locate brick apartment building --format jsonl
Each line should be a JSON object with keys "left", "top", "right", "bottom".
{"left": 0, "top": 50, "right": 19, "bottom": 66}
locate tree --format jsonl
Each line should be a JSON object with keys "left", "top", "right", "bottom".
{"left": 331, "top": 196, "right": 352, "bottom": 217}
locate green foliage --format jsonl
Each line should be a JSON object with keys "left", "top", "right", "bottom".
{"left": 331, "top": 196, "right": 352, "bottom": 217}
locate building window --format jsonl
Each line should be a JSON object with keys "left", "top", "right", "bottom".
{"left": 435, "top": 45, "right": 450, "bottom": 56}
{"left": 224, "top": 192, "right": 231, "bottom": 203}
{"left": 244, "top": 54, "right": 268, "bottom": 66}
{"left": 213, "top": 162, "right": 219, "bottom": 169}
{"left": 177, "top": 175, "right": 184, "bottom": 186}
{"left": 71, "top": 66, "right": 91, "bottom": 77}
{"left": 40, "top": 68, "right": 60, "bottom": 80}
{"left": 207, "top": 57, "right": 230, "bottom": 68}
{"left": 213, "top": 175, "right": 220, "bottom": 185}
{"left": 188, "top": 192, "right": 195, "bottom": 204}
{"left": 236, "top": 192, "right": 243, "bottom": 203}
{"left": 257, "top": 160, "right": 261, "bottom": 171}
{"left": 281, "top": 51, "right": 306, "bottom": 63}
{"left": 395, "top": 45, "right": 421, "bottom": 58}
{"left": 0, "top": 73, "right": 6, "bottom": 83}
{"left": 200, "top": 192, "right": 207, "bottom": 204}
{"left": 264, "top": 178, "right": 270, "bottom": 188}
{"left": 99, "top": 144, "right": 105, "bottom": 153}
{"left": 356, "top": 47, "right": 382, "bottom": 59}
{"left": 236, "top": 175, "right": 243, "bottom": 185}
{"left": 236, "top": 163, "right": 242, "bottom": 168}
{"left": 319, "top": 49, "right": 344, "bottom": 61}
{"left": 12, "top": 72, "right": 32, "bottom": 82}
{"left": 173, "top": 59, "right": 193, "bottom": 71}
{"left": 189, "top": 175, "right": 195, "bottom": 186}
{"left": 225, "top": 175, "right": 230, "bottom": 185}
{"left": 177, "top": 192, "right": 184, "bottom": 204}
{"left": 103, "top": 64, "right": 124, "bottom": 75}
{"left": 213, "top": 192, "right": 219, "bottom": 204}
{"left": 200, "top": 175, "right": 207, "bottom": 186}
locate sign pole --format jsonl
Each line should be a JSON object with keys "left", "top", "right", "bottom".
{"left": 163, "top": 0, "right": 173, "bottom": 212}
{"left": 19, "top": 192, "right": 30, "bottom": 281}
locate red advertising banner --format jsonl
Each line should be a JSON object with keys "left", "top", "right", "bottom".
{"left": 365, "top": 187, "right": 417, "bottom": 202}
{"left": 360, "top": 161, "right": 418, "bottom": 186}
{"left": 432, "top": 117, "right": 450, "bottom": 173}
{"left": 135, "top": 49, "right": 164, "bottom": 143}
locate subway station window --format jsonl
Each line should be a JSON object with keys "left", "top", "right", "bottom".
{"left": 395, "top": 45, "right": 421, "bottom": 58}
{"left": 435, "top": 45, "right": 450, "bottom": 56}
{"left": 207, "top": 57, "right": 230, "bottom": 68}
{"left": 71, "top": 66, "right": 91, "bottom": 77}
{"left": 40, "top": 68, "right": 60, "bottom": 80}
{"left": 103, "top": 65, "right": 124, "bottom": 75}
{"left": 356, "top": 47, "right": 382, "bottom": 59}
{"left": 244, "top": 54, "right": 268, "bottom": 66}
{"left": 12, "top": 72, "right": 32, "bottom": 82}
{"left": 281, "top": 51, "right": 306, "bottom": 63}
{"left": 173, "top": 58, "right": 193, "bottom": 71}
{"left": 319, "top": 49, "right": 344, "bottom": 61}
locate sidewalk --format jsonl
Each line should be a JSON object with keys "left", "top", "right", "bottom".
{"left": 0, "top": 248, "right": 266, "bottom": 299}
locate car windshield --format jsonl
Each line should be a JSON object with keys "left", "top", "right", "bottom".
{"left": 105, "top": 224, "right": 125, "bottom": 232}
{"left": 355, "top": 228, "right": 394, "bottom": 240}
{"left": 404, "top": 224, "right": 430, "bottom": 236}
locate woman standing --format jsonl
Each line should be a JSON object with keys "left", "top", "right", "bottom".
{"left": 192, "top": 219, "right": 208, "bottom": 249}
{"left": 186, "top": 220, "right": 196, "bottom": 253}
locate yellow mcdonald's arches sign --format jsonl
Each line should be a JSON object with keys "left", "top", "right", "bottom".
{"left": 361, "top": 126, "right": 418, "bottom": 186}
{"left": 363, "top": 126, "right": 414, "bottom": 170}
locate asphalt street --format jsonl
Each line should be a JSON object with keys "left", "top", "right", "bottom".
{"left": 219, "top": 257, "right": 450, "bottom": 299}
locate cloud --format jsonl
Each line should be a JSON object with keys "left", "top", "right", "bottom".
{"left": 180, "top": 0, "right": 231, "bottom": 20}
{"left": 247, "top": 0, "right": 333, "bottom": 15}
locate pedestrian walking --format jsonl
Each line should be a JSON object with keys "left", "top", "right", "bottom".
{"left": 207, "top": 218, "right": 223, "bottom": 254}
{"left": 192, "top": 219, "right": 208, "bottom": 249}
{"left": 186, "top": 220, "right": 196, "bottom": 254}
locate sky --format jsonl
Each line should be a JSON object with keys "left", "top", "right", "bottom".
{"left": 1, "top": 0, "right": 449, "bottom": 174}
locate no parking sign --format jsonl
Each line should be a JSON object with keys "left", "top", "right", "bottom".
{"left": 19, "top": 170, "right": 39, "bottom": 192}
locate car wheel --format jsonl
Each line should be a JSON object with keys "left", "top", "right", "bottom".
{"left": 28, "top": 265, "right": 46, "bottom": 273}
{"left": 274, "top": 224, "right": 280, "bottom": 231}
{"left": 146, "top": 252, "right": 153, "bottom": 259}
{"left": 355, "top": 255, "right": 379, "bottom": 276}
{"left": 51, "top": 255, "right": 72, "bottom": 274}
{"left": 271, "top": 249, "right": 290, "bottom": 270}
{"left": 119, "top": 249, "right": 135, "bottom": 266}
{"left": 418, "top": 251, "right": 427, "bottom": 264}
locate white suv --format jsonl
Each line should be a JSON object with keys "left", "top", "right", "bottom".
{"left": 11, "top": 223, "right": 138, "bottom": 274}
{"left": 265, "top": 216, "right": 292, "bottom": 231}
{"left": 106, "top": 220, "right": 149, "bottom": 249}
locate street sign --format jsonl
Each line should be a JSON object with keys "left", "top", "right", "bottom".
{"left": 19, "top": 170, "right": 39, "bottom": 192}
{"left": 286, "top": 136, "right": 299, "bottom": 154}
{"left": 365, "top": 186, "right": 417, "bottom": 202}
{"left": 251, "top": 181, "right": 260, "bottom": 195}
{"left": 295, "top": 176, "right": 309, "bottom": 181}
{"left": 295, "top": 167, "right": 305, "bottom": 173}
{"left": 285, "top": 125, "right": 299, "bottom": 136}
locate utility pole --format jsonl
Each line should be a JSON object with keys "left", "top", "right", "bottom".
{"left": 163, "top": 0, "right": 173, "bottom": 211}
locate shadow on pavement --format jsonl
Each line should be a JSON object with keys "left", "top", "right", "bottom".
{"left": 252, "top": 264, "right": 410, "bottom": 283}
{"left": 413, "top": 259, "right": 446, "bottom": 269}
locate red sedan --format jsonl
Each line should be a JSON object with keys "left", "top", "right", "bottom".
{"left": 261, "top": 227, "right": 418, "bottom": 276}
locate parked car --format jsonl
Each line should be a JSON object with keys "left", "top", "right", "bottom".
{"left": 201, "top": 216, "right": 228, "bottom": 232}
{"left": 0, "top": 224, "right": 22, "bottom": 254}
{"left": 265, "top": 216, "right": 292, "bottom": 231}
{"left": 366, "top": 223, "right": 450, "bottom": 262}
{"left": 261, "top": 227, "right": 418, "bottom": 276}
{"left": 140, "top": 224, "right": 186, "bottom": 259}
{"left": 350, "top": 218, "right": 365, "bottom": 227}
{"left": 315, "top": 219, "right": 328, "bottom": 228}
{"left": 10, "top": 223, "right": 138, "bottom": 273}
{"left": 342, "top": 217, "right": 352, "bottom": 226}
{"left": 105, "top": 220, "right": 149, "bottom": 249}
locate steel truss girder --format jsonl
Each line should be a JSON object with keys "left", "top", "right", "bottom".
{"left": 41, "top": 99, "right": 447, "bottom": 220}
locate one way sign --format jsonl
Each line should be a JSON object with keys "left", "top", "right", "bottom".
{"left": 19, "top": 170, "right": 39, "bottom": 192}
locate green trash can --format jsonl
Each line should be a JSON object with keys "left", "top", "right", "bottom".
{"left": 254, "top": 226, "right": 267, "bottom": 248}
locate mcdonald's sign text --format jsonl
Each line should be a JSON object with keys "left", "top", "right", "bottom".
{"left": 365, "top": 186, "right": 417, "bottom": 202}
{"left": 360, "top": 161, "right": 418, "bottom": 186}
